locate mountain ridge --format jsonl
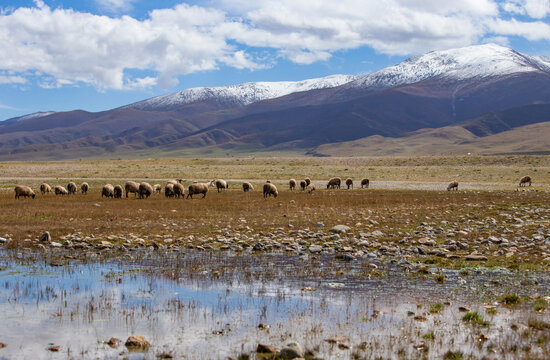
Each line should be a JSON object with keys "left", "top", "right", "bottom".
{"left": 1, "top": 43, "right": 549, "bottom": 159}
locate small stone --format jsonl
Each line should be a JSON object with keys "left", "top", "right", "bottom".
{"left": 253, "top": 242, "right": 265, "bottom": 251}
{"left": 96, "top": 241, "right": 113, "bottom": 250}
{"left": 125, "top": 335, "right": 150, "bottom": 351}
{"left": 39, "top": 231, "right": 51, "bottom": 242}
{"left": 458, "top": 306, "right": 470, "bottom": 312}
{"left": 157, "top": 352, "right": 174, "bottom": 359}
{"left": 316, "top": 222, "right": 324, "bottom": 227}
{"left": 257, "top": 344, "right": 280, "bottom": 354}
{"left": 370, "top": 230, "right": 384, "bottom": 237}
{"left": 309, "top": 245, "right": 322, "bottom": 253}
{"left": 0, "top": 237, "right": 6, "bottom": 244}
{"left": 418, "top": 237, "right": 436, "bottom": 246}
{"left": 300, "top": 286, "right": 316, "bottom": 292}
{"left": 49, "top": 242, "right": 62, "bottom": 248}
{"left": 414, "top": 315, "right": 427, "bottom": 321}
{"left": 47, "top": 345, "right": 60, "bottom": 352}
{"left": 465, "top": 254, "right": 488, "bottom": 261}
{"left": 106, "top": 337, "right": 122, "bottom": 348}
{"left": 330, "top": 225, "right": 351, "bottom": 234}
{"left": 0, "top": 342, "right": 6, "bottom": 349}
{"left": 279, "top": 341, "right": 304, "bottom": 359}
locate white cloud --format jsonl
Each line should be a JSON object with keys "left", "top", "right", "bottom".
{"left": 95, "top": 0, "right": 136, "bottom": 13}
{"left": 502, "top": 0, "right": 550, "bottom": 18}
{"left": 0, "top": 75, "right": 27, "bottom": 84}
{"left": 0, "top": 1, "right": 548, "bottom": 91}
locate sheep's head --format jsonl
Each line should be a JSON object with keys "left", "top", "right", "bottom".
{"left": 31, "top": 194, "right": 36, "bottom": 199}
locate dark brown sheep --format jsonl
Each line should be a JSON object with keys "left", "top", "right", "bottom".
{"left": 519, "top": 176, "right": 532, "bottom": 187}
{"left": 345, "top": 178, "right": 353, "bottom": 189}
{"left": 360, "top": 178, "right": 370, "bottom": 188}
{"left": 81, "top": 182, "right": 89, "bottom": 194}
{"left": 300, "top": 180, "right": 307, "bottom": 191}
{"left": 113, "top": 185, "right": 123, "bottom": 198}
{"left": 447, "top": 181, "right": 459, "bottom": 191}
{"left": 327, "top": 177, "right": 341, "bottom": 189}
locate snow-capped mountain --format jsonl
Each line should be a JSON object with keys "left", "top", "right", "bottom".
{"left": 2, "top": 43, "right": 550, "bottom": 160}
{"left": 3, "top": 111, "right": 56, "bottom": 125}
{"left": 349, "top": 43, "right": 550, "bottom": 90}
{"left": 125, "top": 74, "right": 358, "bottom": 111}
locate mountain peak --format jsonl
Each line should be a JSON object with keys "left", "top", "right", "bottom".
{"left": 350, "top": 43, "right": 548, "bottom": 90}
{"left": 124, "top": 74, "right": 357, "bottom": 111}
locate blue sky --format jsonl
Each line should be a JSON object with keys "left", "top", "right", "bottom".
{"left": 1, "top": 0, "right": 549, "bottom": 120}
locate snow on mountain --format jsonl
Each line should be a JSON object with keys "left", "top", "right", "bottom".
{"left": 3, "top": 111, "right": 56, "bottom": 123}
{"left": 349, "top": 43, "right": 550, "bottom": 90}
{"left": 125, "top": 74, "right": 357, "bottom": 111}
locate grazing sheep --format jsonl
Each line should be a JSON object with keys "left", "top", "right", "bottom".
{"left": 102, "top": 184, "right": 114, "bottom": 198}
{"left": 187, "top": 182, "right": 209, "bottom": 199}
{"left": 210, "top": 179, "right": 228, "bottom": 192}
{"left": 113, "top": 185, "right": 123, "bottom": 198}
{"left": 173, "top": 182, "right": 185, "bottom": 198}
{"left": 153, "top": 184, "right": 161, "bottom": 194}
{"left": 305, "top": 178, "right": 311, "bottom": 186}
{"left": 361, "top": 178, "right": 370, "bottom": 188}
{"left": 345, "top": 178, "right": 353, "bottom": 189}
{"left": 300, "top": 180, "right": 307, "bottom": 191}
{"left": 242, "top": 182, "right": 254, "bottom": 192}
{"left": 138, "top": 182, "right": 153, "bottom": 199}
{"left": 327, "top": 177, "right": 341, "bottom": 189}
{"left": 125, "top": 181, "right": 140, "bottom": 198}
{"left": 167, "top": 179, "right": 182, "bottom": 185}
{"left": 40, "top": 183, "right": 51, "bottom": 195}
{"left": 55, "top": 185, "right": 68, "bottom": 195}
{"left": 519, "top": 176, "right": 532, "bottom": 187}
{"left": 165, "top": 183, "right": 175, "bottom": 198}
{"left": 67, "top": 182, "right": 77, "bottom": 195}
{"left": 14, "top": 185, "right": 35, "bottom": 199}
{"left": 306, "top": 183, "right": 316, "bottom": 194}
{"left": 263, "top": 183, "right": 278, "bottom": 198}
{"left": 81, "top": 182, "right": 89, "bottom": 194}
{"left": 447, "top": 181, "right": 459, "bottom": 191}
{"left": 289, "top": 179, "right": 297, "bottom": 191}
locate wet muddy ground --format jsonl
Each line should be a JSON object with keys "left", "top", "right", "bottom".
{"left": 0, "top": 250, "right": 549, "bottom": 359}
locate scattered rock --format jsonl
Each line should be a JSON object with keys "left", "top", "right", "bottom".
{"left": 257, "top": 344, "right": 279, "bottom": 354}
{"left": 279, "top": 341, "right": 304, "bottom": 359}
{"left": 106, "top": 337, "right": 122, "bottom": 348}
{"left": 49, "top": 242, "right": 62, "bottom": 248}
{"left": 458, "top": 306, "right": 471, "bottom": 312}
{"left": 418, "top": 237, "right": 436, "bottom": 246}
{"left": 465, "top": 254, "right": 488, "bottom": 261}
{"left": 300, "top": 286, "right": 316, "bottom": 292}
{"left": 316, "top": 222, "right": 324, "bottom": 227}
{"left": 39, "top": 231, "right": 51, "bottom": 242}
{"left": 0, "top": 237, "right": 6, "bottom": 244}
{"left": 125, "top": 335, "right": 150, "bottom": 351}
{"left": 308, "top": 245, "right": 322, "bottom": 253}
{"left": 330, "top": 225, "right": 350, "bottom": 234}
{"left": 157, "top": 352, "right": 174, "bottom": 359}
{"left": 0, "top": 342, "right": 6, "bottom": 349}
{"left": 414, "top": 315, "right": 427, "bottom": 321}
{"left": 47, "top": 345, "right": 60, "bottom": 352}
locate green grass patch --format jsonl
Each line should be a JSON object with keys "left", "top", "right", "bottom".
{"left": 462, "top": 312, "right": 490, "bottom": 326}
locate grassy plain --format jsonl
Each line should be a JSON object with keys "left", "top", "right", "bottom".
{"left": 0, "top": 155, "right": 548, "bottom": 269}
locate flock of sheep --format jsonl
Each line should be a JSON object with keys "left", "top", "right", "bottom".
{"left": 12, "top": 175, "right": 534, "bottom": 200}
